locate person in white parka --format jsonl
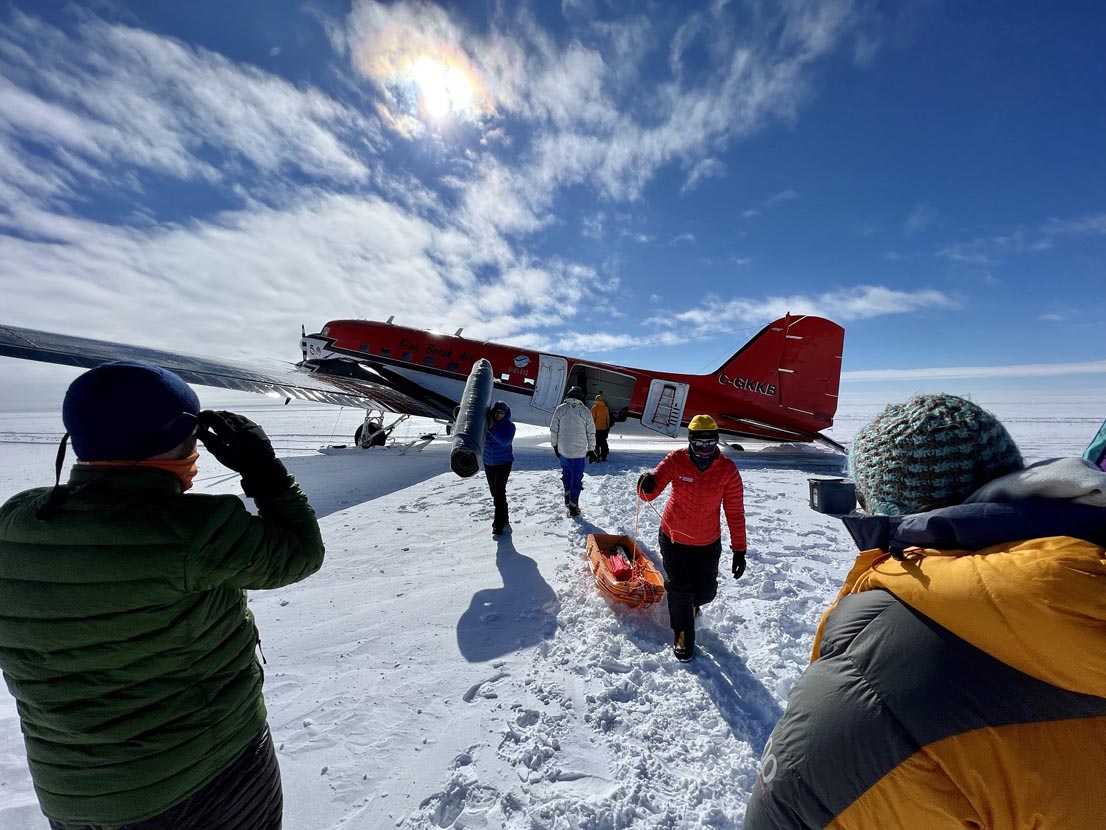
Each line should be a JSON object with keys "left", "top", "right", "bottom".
{"left": 549, "top": 386, "right": 597, "bottom": 516}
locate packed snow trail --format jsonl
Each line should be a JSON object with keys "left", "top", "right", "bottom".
{"left": 259, "top": 428, "right": 856, "bottom": 830}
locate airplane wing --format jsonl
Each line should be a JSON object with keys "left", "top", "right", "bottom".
{"left": 0, "top": 324, "right": 457, "bottom": 419}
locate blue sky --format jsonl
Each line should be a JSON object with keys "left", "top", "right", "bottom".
{"left": 1, "top": 0, "right": 1104, "bottom": 409}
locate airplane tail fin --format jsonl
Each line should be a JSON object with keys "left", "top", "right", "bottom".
{"left": 711, "top": 314, "right": 844, "bottom": 427}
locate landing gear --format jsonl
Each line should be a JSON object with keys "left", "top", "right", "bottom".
{"left": 354, "top": 410, "right": 409, "bottom": 448}
{"left": 354, "top": 419, "right": 386, "bottom": 448}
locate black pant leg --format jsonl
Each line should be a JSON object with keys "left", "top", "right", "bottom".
{"left": 692, "top": 540, "right": 722, "bottom": 609}
{"left": 659, "top": 531, "right": 696, "bottom": 632}
{"left": 50, "top": 726, "right": 283, "bottom": 830}
{"left": 596, "top": 429, "right": 609, "bottom": 460}
{"left": 484, "top": 462, "right": 512, "bottom": 529}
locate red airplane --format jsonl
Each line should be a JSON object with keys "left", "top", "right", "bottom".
{"left": 0, "top": 313, "right": 844, "bottom": 450}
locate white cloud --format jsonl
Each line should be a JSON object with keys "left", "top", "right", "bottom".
{"left": 581, "top": 211, "right": 606, "bottom": 240}
{"left": 1042, "top": 213, "right": 1106, "bottom": 237}
{"left": 844, "top": 359, "right": 1106, "bottom": 382}
{"left": 680, "top": 157, "right": 727, "bottom": 195}
{"left": 647, "top": 284, "right": 958, "bottom": 333}
{"left": 547, "top": 329, "right": 688, "bottom": 355}
{"left": 344, "top": 0, "right": 855, "bottom": 212}
{"left": 741, "top": 188, "right": 799, "bottom": 220}
{"left": 0, "top": 192, "right": 613, "bottom": 363}
{"left": 0, "top": 2, "right": 896, "bottom": 381}
{"left": 904, "top": 200, "right": 935, "bottom": 235}
{"left": 0, "top": 11, "right": 375, "bottom": 213}
{"left": 766, "top": 188, "right": 798, "bottom": 205}
{"left": 937, "top": 212, "right": 1106, "bottom": 265}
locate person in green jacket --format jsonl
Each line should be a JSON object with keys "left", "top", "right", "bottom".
{"left": 0, "top": 361, "right": 325, "bottom": 830}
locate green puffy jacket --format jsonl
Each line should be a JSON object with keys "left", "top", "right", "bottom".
{"left": 0, "top": 466, "right": 325, "bottom": 827}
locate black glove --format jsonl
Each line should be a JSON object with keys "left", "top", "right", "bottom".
{"left": 637, "top": 472, "right": 657, "bottom": 495}
{"left": 587, "top": 450, "right": 598, "bottom": 463}
{"left": 731, "top": 549, "right": 747, "bottom": 580}
{"left": 553, "top": 446, "right": 561, "bottom": 459}
{"left": 197, "top": 410, "right": 292, "bottom": 501}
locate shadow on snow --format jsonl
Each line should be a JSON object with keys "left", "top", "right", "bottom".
{"left": 456, "top": 534, "right": 559, "bottom": 663}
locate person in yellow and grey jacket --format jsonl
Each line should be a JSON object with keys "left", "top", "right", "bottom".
{"left": 745, "top": 393, "right": 1106, "bottom": 830}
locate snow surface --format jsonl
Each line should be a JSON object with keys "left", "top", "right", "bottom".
{"left": 1, "top": 397, "right": 1102, "bottom": 829}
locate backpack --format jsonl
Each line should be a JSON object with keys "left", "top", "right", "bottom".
{"left": 1084, "top": 418, "right": 1106, "bottom": 471}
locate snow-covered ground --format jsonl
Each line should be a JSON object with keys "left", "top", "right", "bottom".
{"left": 1, "top": 396, "right": 1103, "bottom": 829}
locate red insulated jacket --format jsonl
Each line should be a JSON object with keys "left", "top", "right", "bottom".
{"left": 642, "top": 449, "right": 746, "bottom": 548}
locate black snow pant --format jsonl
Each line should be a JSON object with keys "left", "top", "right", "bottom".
{"left": 484, "top": 461, "right": 512, "bottom": 530}
{"left": 50, "top": 725, "right": 283, "bottom": 830}
{"left": 659, "top": 530, "right": 722, "bottom": 633}
{"left": 595, "top": 429, "right": 610, "bottom": 461}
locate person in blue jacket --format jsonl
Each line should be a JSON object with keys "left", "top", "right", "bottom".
{"left": 484, "top": 401, "right": 516, "bottom": 536}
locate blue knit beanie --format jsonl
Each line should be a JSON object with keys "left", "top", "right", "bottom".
{"left": 62, "top": 361, "right": 200, "bottom": 461}
{"left": 848, "top": 393, "right": 1023, "bottom": 516}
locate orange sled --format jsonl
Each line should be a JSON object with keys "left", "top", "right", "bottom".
{"left": 586, "top": 533, "right": 665, "bottom": 608}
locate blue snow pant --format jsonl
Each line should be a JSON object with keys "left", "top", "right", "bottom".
{"left": 659, "top": 531, "right": 722, "bottom": 633}
{"left": 559, "top": 455, "right": 586, "bottom": 503}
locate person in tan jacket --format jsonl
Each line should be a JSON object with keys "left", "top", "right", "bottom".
{"left": 590, "top": 393, "right": 611, "bottom": 462}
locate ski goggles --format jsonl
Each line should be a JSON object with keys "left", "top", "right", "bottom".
{"left": 689, "top": 437, "right": 719, "bottom": 453}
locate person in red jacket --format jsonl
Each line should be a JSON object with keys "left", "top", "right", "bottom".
{"left": 638, "top": 414, "right": 746, "bottom": 661}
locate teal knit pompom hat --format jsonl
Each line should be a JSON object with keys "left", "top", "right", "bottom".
{"left": 848, "top": 393, "right": 1024, "bottom": 516}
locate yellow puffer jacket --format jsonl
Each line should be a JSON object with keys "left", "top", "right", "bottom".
{"left": 745, "top": 493, "right": 1106, "bottom": 830}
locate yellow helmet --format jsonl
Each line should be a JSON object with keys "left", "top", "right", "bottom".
{"left": 688, "top": 414, "right": 718, "bottom": 431}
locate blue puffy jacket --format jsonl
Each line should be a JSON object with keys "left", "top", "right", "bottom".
{"left": 483, "top": 401, "right": 515, "bottom": 465}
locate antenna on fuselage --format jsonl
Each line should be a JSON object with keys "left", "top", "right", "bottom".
{"left": 454, "top": 327, "right": 463, "bottom": 336}
{"left": 386, "top": 316, "right": 394, "bottom": 324}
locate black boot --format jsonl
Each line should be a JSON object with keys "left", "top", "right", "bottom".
{"left": 567, "top": 500, "right": 580, "bottom": 517}
{"left": 673, "top": 628, "right": 695, "bottom": 662}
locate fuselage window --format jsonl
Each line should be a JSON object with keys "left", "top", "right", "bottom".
{"left": 402, "top": 351, "right": 414, "bottom": 361}
{"left": 523, "top": 377, "right": 535, "bottom": 387}
{"left": 424, "top": 357, "right": 435, "bottom": 367}
{"left": 380, "top": 347, "right": 390, "bottom": 356}
{"left": 448, "top": 362, "right": 460, "bottom": 372}
{"left": 360, "top": 344, "right": 369, "bottom": 353}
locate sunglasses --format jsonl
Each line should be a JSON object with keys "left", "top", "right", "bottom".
{"left": 135, "top": 411, "right": 199, "bottom": 458}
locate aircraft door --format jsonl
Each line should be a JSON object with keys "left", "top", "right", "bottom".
{"left": 531, "top": 355, "right": 568, "bottom": 412}
{"left": 642, "top": 379, "right": 689, "bottom": 437}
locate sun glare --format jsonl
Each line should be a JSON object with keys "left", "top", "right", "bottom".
{"left": 410, "top": 56, "right": 475, "bottom": 120}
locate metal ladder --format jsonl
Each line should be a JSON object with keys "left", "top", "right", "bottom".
{"left": 650, "top": 383, "right": 681, "bottom": 430}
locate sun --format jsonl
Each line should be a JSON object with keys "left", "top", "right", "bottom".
{"left": 410, "top": 56, "right": 475, "bottom": 120}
